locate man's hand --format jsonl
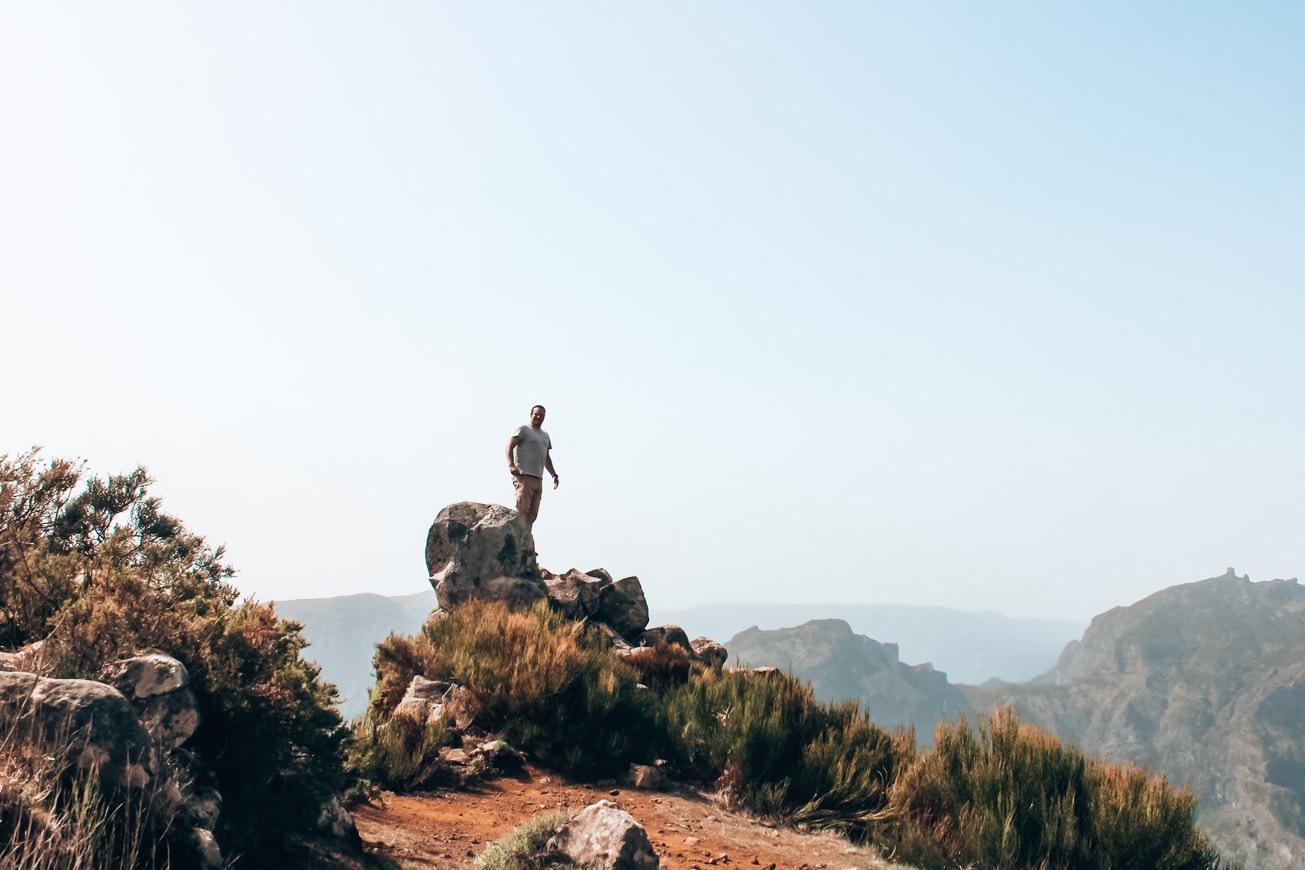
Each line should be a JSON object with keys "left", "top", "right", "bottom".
{"left": 509, "top": 464, "right": 520, "bottom": 477}
{"left": 552, "top": 473, "right": 559, "bottom": 490}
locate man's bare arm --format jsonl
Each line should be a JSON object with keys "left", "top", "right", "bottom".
{"left": 506, "top": 436, "right": 521, "bottom": 475}
{"left": 545, "top": 452, "right": 558, "bottom": 489}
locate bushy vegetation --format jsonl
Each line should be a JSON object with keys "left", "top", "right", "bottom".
{"left": 477, "top": 810, "right": 580, "bottom": 870}
{"left": 885, "top": 709, "right": 1225, "bottom": 868}
{"left": 347, "top": 707, "right": 457, "bottom": 790}
{"left": 357, "top": 598, "right": 1228, "bottom": 869}
{"left": 366, "top": 600, "right": 667, "bottom": 776}
{"left": 0, "top": 450, "right": 347, "bottom": 861}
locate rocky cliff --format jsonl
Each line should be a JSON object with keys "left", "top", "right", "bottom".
{"left": 965, "top": 569, "right": 1305, "bottom": 869}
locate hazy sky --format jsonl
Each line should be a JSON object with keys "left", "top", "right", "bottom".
{"left": 3, "top": 3, "right": 1301, "bottom": 622}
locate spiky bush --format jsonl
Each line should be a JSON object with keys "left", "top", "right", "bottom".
{"left": 663, "top": 667, "right": 902, "bottom": 836}
{"left": 346, "top": 707, "right": 456, "bottom": 791}
{"left": 365, "top": 600, "right": 667, "bottom": 776}
{"left": 885, "top": 708, "right": 1225, "bottom": 869}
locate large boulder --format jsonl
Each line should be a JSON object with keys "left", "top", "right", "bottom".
{"left": 690, "top": 636, "right": 728, "bottom": 669}
{"left": 544, "top": 568, "right": 609, "bottom": 620}
{"left": 0, "top": 671, "right": 166, "bottom": 797}
{"left": 598, "top": 576, "right": 650, "bottom": 638}
{"left": 546, "top": 799, "right": 659, "bottom": 869}
{"left": 542, "top": 568, "right": 651, "bottom": 641}
{"left": 425, "top": 502, "right": 545, "bottom": 609}
{"left": 101, "top": 652, "right": 199, "bottom": 749}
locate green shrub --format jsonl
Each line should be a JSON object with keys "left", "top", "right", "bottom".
{"left": 363, "top": 600, "right": 668, "bottom": 778}
{"left": 662, "top": 668, "right": 900, "bottom": 836}
{"left": 347, "top": 707, "right": 456, "bottom": 790}
{"left": 886, "top": 708, "right": 1224, "bottom": 869}
{"left": 477, "top": 810, "right": 582, "bottom": 870}
{"left": 0, "top": 450, "right": 348, "bottom": 861}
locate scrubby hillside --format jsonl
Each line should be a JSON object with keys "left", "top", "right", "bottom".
{"left": 345, "top": 501, "right": 1228, "bottom": 868}
{"left": 967, "top": 569, "right": 1305, "bottom": 868}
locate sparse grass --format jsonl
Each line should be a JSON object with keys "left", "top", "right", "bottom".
{"left": 476, "top": 810, "right": 586, "bottom": 870}
{"left": 0, "top": 719, "right": 169, "bottom": 869}
{"left": 346, "top": 707, "right": 456, "bottom": 790}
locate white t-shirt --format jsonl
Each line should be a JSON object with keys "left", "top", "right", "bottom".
{"left": 512, "top": 425, "right": 553, "bottom": 478}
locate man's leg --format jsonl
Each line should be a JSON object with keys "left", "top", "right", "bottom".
{"left": 526, "top": 478, "right": 543, "bottom": 526}
{"left": 512, "top": 475, "right": 531, "bottom": 518}
{"left": 513, "top": 475, "right": 543, "bottom": 526}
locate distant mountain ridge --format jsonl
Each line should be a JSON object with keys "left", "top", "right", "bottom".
{"left": 275, "top": 590, "right": 435, "bottom": 720}
{"left": 725, "top": 618, "right": 974, "bottom": 743}
{"left": 652, "top": 602, "right": 1084, "bottom": 685}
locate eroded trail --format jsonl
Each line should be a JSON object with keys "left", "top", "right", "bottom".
{"left": 352, "top": 765, "right": 893, "bottom": 870}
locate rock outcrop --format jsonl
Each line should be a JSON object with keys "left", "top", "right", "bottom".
{"left": 425, "top": 502, "right": 545, "bottom": 609}
{"left": 0, "top": 670, "right": 166, "bottom": 796}
{"left": 546, "top": 799, "right": 660, "bottom": 869}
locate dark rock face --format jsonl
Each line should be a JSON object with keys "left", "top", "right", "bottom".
{"left": 725, "top": 619, "right": 974, "bottom": 741}
{"left": 599, "top": 576, "right": 649, "bottom": 638}
{"left": 425, "top": 502, "right": 546, "bottom": 609}
{"left": 966, "top": 570, "right": 1305, "bottom": 869}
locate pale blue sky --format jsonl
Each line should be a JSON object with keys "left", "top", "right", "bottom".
{"left": 3, "top": 3, "right": 1301, "bottom": 621}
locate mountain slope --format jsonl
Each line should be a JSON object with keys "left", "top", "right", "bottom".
{"left": 965, "top": 570, "right": 1305, "bottom": 869}
{"left": 726, "top": 618, "right": 974, "bottom": 741}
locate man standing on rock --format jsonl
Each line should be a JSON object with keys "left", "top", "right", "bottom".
{"left": 506, "top": 404, "right": 558, "bottom": 528}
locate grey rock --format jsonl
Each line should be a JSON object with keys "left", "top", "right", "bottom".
{"left": 546, "top": 799, "right": 659, "bottom": 869}
{"left": 425, "top": 502, "right": 545, "bottom": 609}
{"left": 598, "top": 576, "right": 650, "bottom": 639}
{"left": 392, "top": 675, "right": 479, "bottom": 731}
{"left": 102, "top": 653, "right": 199, "bottom": 749}
{"left": 638, "top": 625, "right": 691, "bottom": 652}
{"left": 0, "top": 671, "right": 165, "bottom": 796}
{"left": 101, "top": 652, "right": 189, "bottom": 699}
{"left": 545, "top": 568, "right": 610, "bottom": 620}
{"left": 690, "top": 637, "right": 728, "bottom": 669}
{"left": 627, "top": 764, "right": 665, "bottom": 790}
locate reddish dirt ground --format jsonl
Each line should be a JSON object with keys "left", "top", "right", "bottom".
{"left": 352, "top": 764, "right": 897, "bottom": 870}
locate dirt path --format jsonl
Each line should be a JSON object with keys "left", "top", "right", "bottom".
{"left": 353, "top": 765, "right": 899, "bottom": 869}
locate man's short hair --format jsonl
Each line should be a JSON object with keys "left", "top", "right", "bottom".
{"left": 531, "top": 404, "right": 546, "bottom": 414}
